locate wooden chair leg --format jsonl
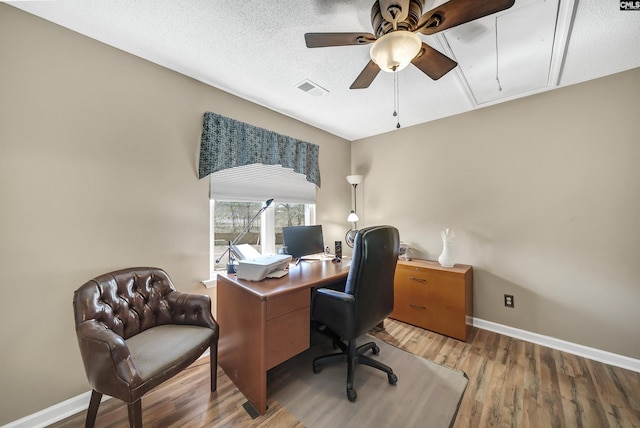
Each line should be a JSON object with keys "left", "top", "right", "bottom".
{"left": 210, "top": 344, "right": 218, "bottom": 392}
{"left": 85, "top": 390, "right": 102, "bottom": 428}
{"left": 127, "top": 400, "right": 143, "bottom": 428}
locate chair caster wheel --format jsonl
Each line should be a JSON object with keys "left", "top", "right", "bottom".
{"left": 388, "top": 373, "right": 398, "bottom": 385}
{"left": 313, "top": 363, "right": 321, "bottom": 374}
{"left": 371, "top": 344, "right": 380, "bottom": 355}
{"left": 347, "top": 387, "right": 357, "bottom": 402}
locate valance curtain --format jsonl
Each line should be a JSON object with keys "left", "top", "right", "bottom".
{"left": 198, "top": 112, "right": 321, "bottom": 188}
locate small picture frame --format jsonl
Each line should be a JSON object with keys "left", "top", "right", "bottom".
{"left": 399, "top": 241, "right": 412, "bottom": 261}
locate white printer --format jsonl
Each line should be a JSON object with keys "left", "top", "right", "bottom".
{"left": 236, "top": 254, "right": 292, "bottom": 281}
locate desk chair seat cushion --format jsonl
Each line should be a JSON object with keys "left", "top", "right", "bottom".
{"left": 125, "top": 324, "right": 214, "bottom": 382}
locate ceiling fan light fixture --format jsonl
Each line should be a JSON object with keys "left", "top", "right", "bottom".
{"left": 370, "top": 31, "right": 422, "bottom": 72}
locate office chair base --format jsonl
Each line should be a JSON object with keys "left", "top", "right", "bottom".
{"left": 347, "top": 387, "right": 357, "bottom": 402}
{"left": 312, "top": 339, "right": 397, "bottom": 402}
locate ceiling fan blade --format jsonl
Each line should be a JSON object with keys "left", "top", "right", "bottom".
{"left": 415, "top": 0, "right": 515, "bottom": 35}
{"left": 305, "top": 32, "right": 376, "bottom": 48}
{"left": 350, "top": 61, "right": 381, "bottom": 89}
{"left": 411, "top": 43, "right": 457, "bottom": 80}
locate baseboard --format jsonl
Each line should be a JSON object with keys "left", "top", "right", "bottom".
{"left": 473, "top": 317, "right": 640, "bottom": 373}
{"left": 1, "top": 391, "right": 108, "bottom": 428}
{"left": 201, "top": 278, "right": 217, "bottom": 288}
{"left": 1, "top": 349, "right": 211, "bottom": 428}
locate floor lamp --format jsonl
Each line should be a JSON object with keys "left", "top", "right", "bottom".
{"left": 345, "top": 175, "right": 362, "bottom": 247}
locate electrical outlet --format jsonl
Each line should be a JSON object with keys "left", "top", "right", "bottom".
{"left": 504, "top": 294, "right": 514, "bottom": 308}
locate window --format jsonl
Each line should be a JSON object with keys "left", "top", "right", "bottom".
{"left": 211, "top": 200, "right": 315, "bottom": 274}
{"left": 208, "top": 163, "right": 318, "bottom": 276}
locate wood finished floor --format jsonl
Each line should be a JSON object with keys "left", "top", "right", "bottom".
{"left": 50, "top": 318, "right": 640, "bottom": 427}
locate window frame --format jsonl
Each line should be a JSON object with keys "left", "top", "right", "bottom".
{"left": 210, "top": 200, "right": 316, "bottom": 277}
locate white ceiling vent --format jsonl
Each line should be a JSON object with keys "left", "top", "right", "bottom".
{"left": 297, "top": 79, "right": 329, "bottom": 97}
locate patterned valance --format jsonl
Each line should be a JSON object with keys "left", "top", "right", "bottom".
{"left": 198, "top": 112, "right": 321, "bottom": 187}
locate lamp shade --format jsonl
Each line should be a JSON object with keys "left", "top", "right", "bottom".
{"left": 346, "top": 175, "right": 363, "bottom": 185}
{"left": 347, "top": 211, "right": 359, "bottom": 223}
{"left": 370, "top": 31, "right": 422, "bottom": 73}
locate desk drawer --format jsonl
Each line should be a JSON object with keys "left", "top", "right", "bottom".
{"left": 266, "top": 306, "right": 310, "bottom": 369}
{"left": 267, "top": 289, "right": 309, "bottom": 320}
{"left": 265, "top": 289, "right": 311, "bottom": 369}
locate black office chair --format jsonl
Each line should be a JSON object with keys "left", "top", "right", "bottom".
{"left": 311, "top": 225, "right": 400, "bottom": 401}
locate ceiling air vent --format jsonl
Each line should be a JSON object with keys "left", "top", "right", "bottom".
{"left": 296, "top": 79, "right": 329, "bottom": 97}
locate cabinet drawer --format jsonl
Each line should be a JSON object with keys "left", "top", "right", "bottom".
{"left": 391, "top": 296, "right": 466, "bottom": 339}
{"left": 395, "top": 270, "right": 464, "bottom": 309}
{"left": 394, "top": 264, "right": 431, "bottom": 291}
{"left": 391, "top": 292, "right": 429, "bottom": 328}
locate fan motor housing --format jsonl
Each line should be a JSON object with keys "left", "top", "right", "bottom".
{"left": 371, "top": 0, "right": 424, "bottom": 38}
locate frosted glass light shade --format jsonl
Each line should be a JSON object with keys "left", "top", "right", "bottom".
{"left": 370, "top": 31, "right": 422, "bottom": 72}
{"left": 346, "top": 175, "right": 363, "bottom": 185}
{"left": 347, "top": 211, "right": 359, "bottom": 222}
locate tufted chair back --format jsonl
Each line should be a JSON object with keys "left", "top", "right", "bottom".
{"left": 73, "top": 267, "right": 218, "bottom": 428}
{"left": 74, "top": 267, "right": 213, "bottom": 339}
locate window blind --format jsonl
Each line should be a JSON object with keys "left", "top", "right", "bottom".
{"left": 210, "top": 163, "right": 316, "bottom": 204}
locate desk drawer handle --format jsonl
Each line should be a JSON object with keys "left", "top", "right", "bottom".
{"left": 408, "top": 276, "right": 427, "bottom": 283}
{"left": 409, "top": 304, "right": 427, "bottom": 310}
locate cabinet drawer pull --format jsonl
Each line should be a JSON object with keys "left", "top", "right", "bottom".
{"left": 408, "top": 276, "right": 427, "bottom": 283}
{"left": 409, "top": 304, "right": 427, "bottom": 310}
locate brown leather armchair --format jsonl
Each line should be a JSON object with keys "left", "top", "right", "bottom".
{"left": 73, "top": 267, "right": 219, "bottom": 428}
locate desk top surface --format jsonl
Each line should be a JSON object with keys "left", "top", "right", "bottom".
{"left": 397, "top": 259, "right": 472, "bottom": 274}
{"left": 217, "top": 258, "right": 351, "bottom": 299}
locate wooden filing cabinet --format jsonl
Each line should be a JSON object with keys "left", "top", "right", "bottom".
{"left": 390, "top": 259, "right": 473, "bottom": 341}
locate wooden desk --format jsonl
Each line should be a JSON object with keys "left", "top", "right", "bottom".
{"left": 216, "top": 259, "right": 350, "bottom": 415}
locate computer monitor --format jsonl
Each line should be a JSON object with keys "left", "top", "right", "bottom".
{"left": 282, "top": 225, "right": 325, "bottom": 259}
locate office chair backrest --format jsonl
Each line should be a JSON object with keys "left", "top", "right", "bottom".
{"left": 344, "top": 225, "right": 400, "bottom": 335}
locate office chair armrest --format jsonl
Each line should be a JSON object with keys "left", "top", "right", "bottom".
{"left": 76, "top": 320, "right": 145, "bottom": 396}
{"left": 312, "top": 288, "right": 356, "bottom": 338}
{"left": 166, "top": 291, "right": 219, "bottom": 331}
{"left": 315, "top": 288, "right": 354, "bottom": 303}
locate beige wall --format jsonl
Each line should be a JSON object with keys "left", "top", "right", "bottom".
{"left": 0, "top": 5, "right": 351, "bottom": 424}
{"left": 353, "top": 67, "right": 640, "bottom": 360}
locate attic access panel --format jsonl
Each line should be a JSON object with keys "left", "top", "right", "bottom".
{"left": 442, "top": 0, "right": 559, "bottom": 105}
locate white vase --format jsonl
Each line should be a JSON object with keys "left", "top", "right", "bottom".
{"left": 438, "top": 228, "right": 455, "bottom": 268}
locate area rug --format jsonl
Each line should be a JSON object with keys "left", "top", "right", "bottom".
{"left": 267, "top": 334, "right": 468, "bottom": 428}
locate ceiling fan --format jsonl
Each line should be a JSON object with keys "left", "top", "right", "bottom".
{"left": 304, "top": 0, "right": 516, "bottom": 89}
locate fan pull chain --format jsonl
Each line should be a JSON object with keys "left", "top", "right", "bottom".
{"left": 393, "top": 69, "right": 401, "bottom": 129}
{"left": 495, "top": 17, "right": 503, "bottom": 92}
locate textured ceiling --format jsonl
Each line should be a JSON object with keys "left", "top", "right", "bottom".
{"left": 8, "top": 0, "right": 640, "bottom": 141}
